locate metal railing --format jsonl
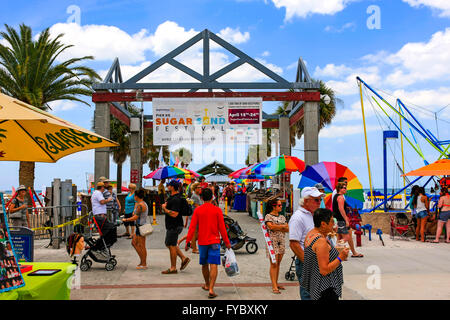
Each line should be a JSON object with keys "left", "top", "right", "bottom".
{"left": 7, "top": 204, "right": 89, "bottom": 243}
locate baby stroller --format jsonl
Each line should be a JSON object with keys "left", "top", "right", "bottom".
{"left": 79, "top": 214, "right": 118, "bottom": 271}
{"left": 285, "top": 256, "right": 297, "bottom": 281}
{"left": 222, "top": 216, "right": 258, "bottom": 254}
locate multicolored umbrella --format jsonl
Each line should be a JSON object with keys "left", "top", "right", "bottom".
{"left": 143, "top": 166, "right": 186, "bottom": 180}
{"left": 298, "top": 162, "right": 365, "bottom": 209}
{"left": 246, "top": 155, "right": 305, "bottom": 176}
{"left": 229, "top": 164, "right": 258, "bottom": 179}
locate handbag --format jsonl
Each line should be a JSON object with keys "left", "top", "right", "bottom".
{"left": 138, "top": 223, "right": 153, "bottom": 236}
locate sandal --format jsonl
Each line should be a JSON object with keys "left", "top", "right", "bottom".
{"left": 161, "top": 268, "right": 178, "bottom": 274}
{"left": 208, "top": 293, "right": 218, "bottom": 299}
{"left": 201, "top": 285, "right": 209, "bottom": 291}
{"left": 272, "top": 289, "right": 281, "bottom": 294}
{"left": 430, "top": 240, "right": 440, "bottom": 243}
{"left": 351, "top": 253, "right": 364, "bottom": 258}
{"left": 136, "top": 265, "right": 148, "bottom": 270}
{"left": 180, "top": 257, "right": 191, "bottom": 271}
{"left": 278, "top": 286, "right": 286, "bottom": 290}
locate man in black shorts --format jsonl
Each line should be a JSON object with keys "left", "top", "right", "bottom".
{"left": 161, "top": 180, "right": 190, "bottom": 274}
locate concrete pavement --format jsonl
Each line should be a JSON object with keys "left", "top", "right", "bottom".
{"left": 32, "top": 209, "right": 450, "bottom": 300}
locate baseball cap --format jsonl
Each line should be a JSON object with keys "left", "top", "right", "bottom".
{"left": 301, "top": 187, "right": 324, "bottom": 198}
{"left": 96, "top": 182, "right": 105, "bottom": 188}
{"left": 314, "top": 183, "right": 325, "bottom": 190}
{"left": 167, "top": 180, "right": 180, "bottom": 189}
{"left": 17, "top": 185, "right": 27, "bottom": 192}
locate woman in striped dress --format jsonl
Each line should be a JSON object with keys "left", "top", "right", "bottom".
{"left": 301, "top": 208, "right": 349, "bottom": 300}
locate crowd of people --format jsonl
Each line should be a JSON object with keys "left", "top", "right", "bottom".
{"left": 84, "top": 174, "right": 357, "bottom": 300}
{"left": 4, "top": 173, "right": 449, "bottom": 299}
{"left": 409, "top": 184, "right": 450, "bottom": 243}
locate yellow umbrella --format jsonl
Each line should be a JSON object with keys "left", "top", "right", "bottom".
{"left": 0, "top": 93, "right": 118, "bottom": 162}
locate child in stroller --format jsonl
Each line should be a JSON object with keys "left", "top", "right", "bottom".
{"left": 221, "top": 216, "right": 258, "bottom": 254}
{"left": 79, "top": 215, "right": 118, "bottom": 271}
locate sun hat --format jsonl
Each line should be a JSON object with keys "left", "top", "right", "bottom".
{"left": 96, "top": 182, "right": 105, "bottom": 188}
{"left": 314, "top": 183, "right": 325, "bottom": 190}
{"left": 301, "top": 187, "right": 324, "bottom": 198}
{"left": 17, "top": 185, "right": 27, "bottom": 192}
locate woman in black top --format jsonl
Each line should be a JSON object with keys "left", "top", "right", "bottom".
{"left": 301, "top": 208, "right": 349, "bottom": 300}
{"left": 332, "top": 182, "right": 363, "bottom": 258}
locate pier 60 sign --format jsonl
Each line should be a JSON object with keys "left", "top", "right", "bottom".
{"left": 153, "top": 98, "right": 262, "bottom": 146}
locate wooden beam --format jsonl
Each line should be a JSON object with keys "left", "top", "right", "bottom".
{"left": 93, "top": 91, "right": 320, "bottom": 102}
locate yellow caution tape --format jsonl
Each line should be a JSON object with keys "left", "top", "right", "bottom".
{"left": 31, "top": 214, "right": 89, "bottom": 231}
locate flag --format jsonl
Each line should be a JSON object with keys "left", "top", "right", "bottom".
{"left": 169, "top": 152, "right": 175, "bottom": 166}
{"left": 158, "top": 147, "right": 165, "bottom": 168}
{"left": 175, "top": 157, "right": 180, "bottom": 167}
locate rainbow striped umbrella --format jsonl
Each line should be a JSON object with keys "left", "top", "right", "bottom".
{"left": 298, "top": 162, "right": 365, "bottom": 209}
{"left": 144, "top": 166, "right": 186, "bottom": 180}
{"left": 229, "top": 164, "right": 258, "bottom": 179}
{"left": 246, "top": 155, "right": 305, "bottom": 176}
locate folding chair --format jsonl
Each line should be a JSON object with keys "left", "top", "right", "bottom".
{"left": 390, "top": 212, "right": 415, "bottom": 240}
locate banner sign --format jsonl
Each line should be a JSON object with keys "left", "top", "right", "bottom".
{"left": 0, "top": 193, "right": 25, "bottom": 293}
{"left": 153, "top": 98, "right": 262, "bottom": 146}
{"left": 256, "top": 202, "right": 277, "bottom": 264}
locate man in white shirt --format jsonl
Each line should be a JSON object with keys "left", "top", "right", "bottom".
{"left": 91, "top": 182, "right": 113, "bottom": 218}
{"left": 289, "top": 187, "right": 324, "bottom": 300}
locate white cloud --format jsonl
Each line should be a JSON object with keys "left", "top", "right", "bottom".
{"left": 261, "top": 51, "right": 270, "bottom": 57}
{"left": 403, "top": 0, "right": 450, "bottom": 17}
{"left": 392, "top": 87, "right": 450, "bottom": 119}
{"left": 318, "top": 66, "right": 380, "bottom": 96}
{"left": 47, "top": 100, "right": 83, "bottom": 112}
{"left": 333, "top": 101, "right": 376, "bottom": 123}
{"left": 319, "top": 124, "right": 378, "bottom": 138}
{"left": 324, "top": 22, "right": 356, "bottom": 33}
{"left": 48, "top": 23, "right": 153, "bottom": 64}
{"left": 314, "top": 64, "right": 354, "bottom": 78}
{"left": 383, "top": 28, "right": 450, "bottom": 86}
{"left": 218, "top": 27, "right": 250, "bottom": 44}
{"left": 271, "top": 0, "right": 356, "bottom": 21}
{"left": 50, "top": 20, "right": 279, "bottom": 84}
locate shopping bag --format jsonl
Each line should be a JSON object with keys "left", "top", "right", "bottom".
{"left": 222, "top": 248, "right": 239, "bottom": 277}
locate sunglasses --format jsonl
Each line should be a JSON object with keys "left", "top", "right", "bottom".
{"left": 276, "top": 204, "right": 282, "bottom": 207}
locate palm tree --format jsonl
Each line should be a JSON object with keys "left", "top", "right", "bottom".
{"left": 172, "top": 147, "right": 192, "bottom": 167}
{"left": 275, "top": 80, "right": 342, "bottom": 147}
{"left": 0, "top": 24, "right": 100, "bottom": 189}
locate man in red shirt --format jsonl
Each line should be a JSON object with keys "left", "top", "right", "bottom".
{"left": 186, "top": 188, "right": 231, "bottom": 299}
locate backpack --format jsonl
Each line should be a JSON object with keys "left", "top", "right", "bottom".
{"left": 67, "top": 233, "right": 82, "bottom": 257}
{"left": 179, "top": 195, "right": 193, "bottom": 217}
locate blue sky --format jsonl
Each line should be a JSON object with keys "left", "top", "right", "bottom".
{"left": 1, "top": 0, "right": 450, "bottom": 191}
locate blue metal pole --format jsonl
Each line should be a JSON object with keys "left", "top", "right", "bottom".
{"left": 384, "top": 134, "right": 388, "bottom": 212}
{"left": 372, "top": 176, "right": 423, "bottom": 212}
{"left": 398, "top": 99, "right": 443, "bottom": 152}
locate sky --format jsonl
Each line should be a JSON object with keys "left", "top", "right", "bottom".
{"left": 1, "top": 0, "right": 450, "bottom": 192}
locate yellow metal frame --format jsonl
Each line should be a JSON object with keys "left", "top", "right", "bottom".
{"left": 359, "top": 81, "right": 375, "bottom": 208}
